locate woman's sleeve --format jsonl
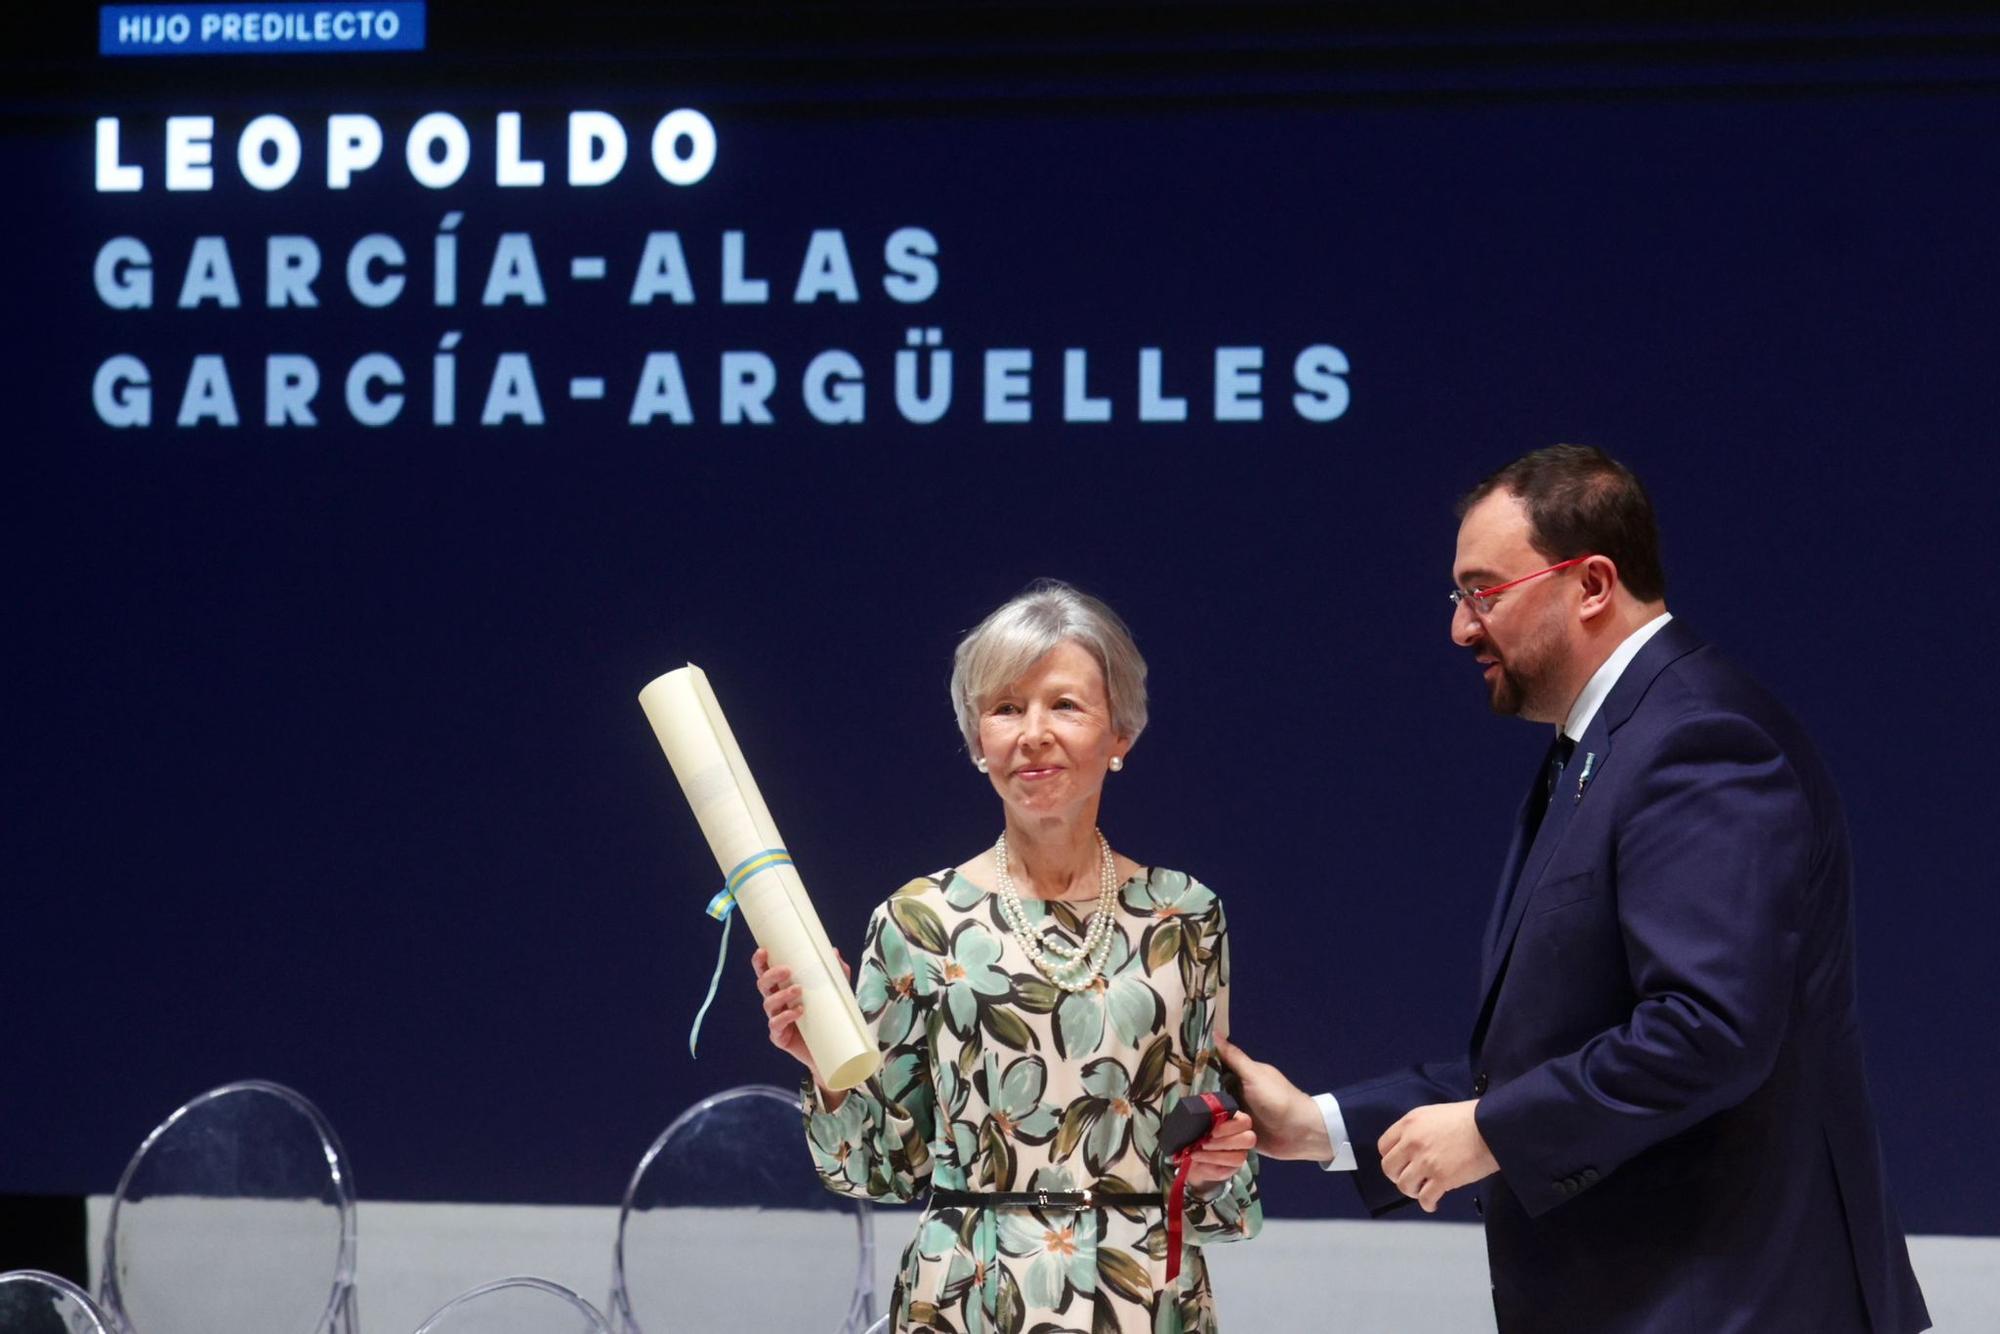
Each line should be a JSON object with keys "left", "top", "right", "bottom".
{"left": 1181, "top": 898, "right": 1262, "bottom": 1245}
{"left": 801, "top": 894, "right": 936, "bottom": 1204}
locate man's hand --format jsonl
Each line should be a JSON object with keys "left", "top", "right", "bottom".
{"left": 1216, "top": 1037, "right": 1333, "bottom": 1163}
{"left": 1378, "top": 1099, "right": 1498, "bottom": 1212}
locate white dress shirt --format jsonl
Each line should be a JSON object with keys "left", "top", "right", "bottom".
{"left": 1561, "top": 611, "right": 1673, "bottom": 741}
{"left": 1314, "top": 611, "right": 1674, "bottom": 1171}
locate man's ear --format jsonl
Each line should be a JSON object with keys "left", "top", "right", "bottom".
{"left": 1576, "top": 554, "right": 1620, "bottom": 622}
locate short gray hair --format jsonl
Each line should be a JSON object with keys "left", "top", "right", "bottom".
{"left": 949, "top": 579, "right": 1149, "bottom": 759}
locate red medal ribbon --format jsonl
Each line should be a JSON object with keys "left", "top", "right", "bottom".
{"left": 1164, "top": 1093, "right": 1231, "bottom": 1284}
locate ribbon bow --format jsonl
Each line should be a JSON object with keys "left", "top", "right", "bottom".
{"left": 687, "top": 848, "right": 793, "bottom": 1058}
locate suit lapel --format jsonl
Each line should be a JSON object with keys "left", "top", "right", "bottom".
{"left": 1471, "top": 618, "right": 1707, "bottom": 1044}
{"left": 1482, "top": 759, "right": 1548, "bottom": 962}
{"left": 1475, "top": 728, "right": 1599, "bottom": 1006}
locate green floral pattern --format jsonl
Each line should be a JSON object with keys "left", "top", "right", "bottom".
{"left": 804, "top": 868, "right": 1260, "bottom": 1334}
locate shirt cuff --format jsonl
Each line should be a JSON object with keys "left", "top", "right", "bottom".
{"left": 1313, "top": 1093, "right": 1357, "bottom": 1172}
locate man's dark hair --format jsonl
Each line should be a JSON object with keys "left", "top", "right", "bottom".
{"left": 1458, "top": 445, "right": 1667, "bottom": 603}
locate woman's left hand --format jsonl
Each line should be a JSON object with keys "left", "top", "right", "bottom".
{"left": 1183, "top": 1112, "right": 1257, "bottom": 1189}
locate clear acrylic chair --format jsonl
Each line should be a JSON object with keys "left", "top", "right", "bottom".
{"left": 0, "top": 1270, "right": 117, "bottom": 1334}
{"left": 99, "top": 1080, "right": 358, "bottom": 1334}
{"left": 610, "top": 1084, "right": 877, "bottom": 1334}
{"left": 412, "top": 1277, "right": 611, "bottom": 1334}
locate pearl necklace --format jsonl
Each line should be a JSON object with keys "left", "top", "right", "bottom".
{"left": 994, "top": 829, "right": 1120, "bottom": 993}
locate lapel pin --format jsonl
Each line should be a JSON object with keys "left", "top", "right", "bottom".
{"left": 1575, "top": 752, "right": 1597, "bottom": 802}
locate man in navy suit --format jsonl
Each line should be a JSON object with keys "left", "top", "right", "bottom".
{"left": 1223, "top": 446, "right": 1929, "bottom": 1332}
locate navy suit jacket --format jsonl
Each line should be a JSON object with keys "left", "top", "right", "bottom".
{"left": 1335, "top": 620, "right": 1929, "bottom": 1333}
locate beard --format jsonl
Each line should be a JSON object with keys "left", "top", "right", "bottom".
{"left": 1480, "top": 615, "right": 1566, "bottom": 720}
{"left": 1486, "top": 661, "right": 1532, "bottom": 716}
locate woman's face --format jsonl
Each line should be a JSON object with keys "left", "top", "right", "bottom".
{"left": 976, "top": 640, "right": 1129, "bottom": 822}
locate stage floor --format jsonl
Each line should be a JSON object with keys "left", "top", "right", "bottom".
{"left": 85, "top": 1198, "right": 1998, "bottom": 1332}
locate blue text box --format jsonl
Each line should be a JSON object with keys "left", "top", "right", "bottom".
{"left": 100, "top": 3, "right": 426, "bottom": 56}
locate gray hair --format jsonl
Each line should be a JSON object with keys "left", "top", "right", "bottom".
{"left": 949, "top": 579, "right": 1149, "bottom": 759}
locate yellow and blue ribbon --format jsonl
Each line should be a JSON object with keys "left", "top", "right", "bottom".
{"left": 689, "top": 848, "right": 793, "bottom": 1058}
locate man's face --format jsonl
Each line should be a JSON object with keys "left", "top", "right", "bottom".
{"left": 1451, "top": 491, "right": 1574, "bottom": 722}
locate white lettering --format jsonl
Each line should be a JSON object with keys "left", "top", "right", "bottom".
{"left": 93, "top": 355, "right": 151, "bottom": 427}
{"left": 721, "top": 231, "right": 767, "bottom": 304}
{"left": 882, "top": 227, "right": 938, "bottom": 303}
{"left": 177, "top": 237, "right": 240, "bottom": 308}
{"left": 347, "top": 235, "right": 406, "bottom": 306}
{"left": 406, "top": 112, "right": 471, "bottom": 189}
{"left": 495, "top": 112, "right": 546, "bottom": 187}
{"left": 803, "top": 350, "right": 865, "bottom": 424}
{"left": 1292, "top": 345, "right": 1350, "bottom": 422}
{"left": 567, "top": 111, "right": 627, "bottom": 186}
{"left": 327, "top": 114, "right": 383, "bottom": 188}
{"left": 347, "top": 353, "right": 405, "bottom": 426}
{"left": 1138, "top": 348, "right": 1188, "bottom": 422}
{"left": 95, "top": 118, "right": 142, "bottom": 192}
{"left": 794, "top": 230, "right": 859, "bottom": 304}
{"left": 265, "top": 354, "right": 319, "bottom": 426}
{"left": 1062, "top": 350, "right": 1110, "bottom": 423}
{"left": 237, "top": 114, "right": 302, "bottom": 191}
{"left": 984, "top": 349, "right": 1032, "bottom": 423}
{"left": 650, "top": 108, "right": 716, "bottom": 185}
{"left": 629, "top": 352, "right": 693, "bottom": 424}
{"left": 481, "top": 353, "right": 545, "bottom": 425}
{"left": 94, "top": 237, "right": 153, "bottom": 309}
{"left": 266, "top": 236, "right": 321, "bottom": 307}
{"left": 480, "top": 234, "right": 547, "bottom": 306}
{"left": 629, "top": 232, "right": 695, "bottom": 305}
{"left": 89, "top": 108, "right": 718, "bottom": 194}
{"left": 165, "top": 116, "right": 215, "bottom": 191}
{"left": 177, "top": 355, "right": 240, "bottom": 427}
{"left": 1214, "top": 347, "right": 1263, "bottom": 421}
{"left": 719, "top": 351, "right": 777, "bottom": 424}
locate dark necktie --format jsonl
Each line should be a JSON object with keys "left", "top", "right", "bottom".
{"left": 1524, "top": 733, "right": 1577, "bottom": 846}
{"left": 1546, "top": 733, "right": 1577, "bottom": 799}
{"left": 1489, "top": 731, "right": 1581, "bottom": 957}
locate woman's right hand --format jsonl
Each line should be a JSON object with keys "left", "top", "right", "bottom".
{"left": 752, "top": 946, "right": 852, "bottom": 1103}
{"left": 752, "top": 946, "right": 818, "bottom": 1074}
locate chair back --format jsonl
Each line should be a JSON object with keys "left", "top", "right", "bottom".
{"left": 412, "top": 1278, "right": 610, "bottom": 1334}
{"left": 610, "top": 1084, "right": 877, "bottom": 1333}
{"left": 0, "top": 1270, "right": 117, "bottom": 1334}
{"left": 100, "top": 1080, "right": 358, "bottom": 1334}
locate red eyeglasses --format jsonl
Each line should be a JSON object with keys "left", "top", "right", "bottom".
{"left": 1448, "top": 555, "right": 1592, "bottom": 617}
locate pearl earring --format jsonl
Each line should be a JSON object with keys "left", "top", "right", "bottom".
{"left": 977, "top": 757, "right": 990, "bottom": 773}
{"left": 1109, "top": 755, "right": 1124, "bottom": 772}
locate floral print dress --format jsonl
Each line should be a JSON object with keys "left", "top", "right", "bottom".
{"left": 803, "top": 867, "right": 1260, "bottom": 1334}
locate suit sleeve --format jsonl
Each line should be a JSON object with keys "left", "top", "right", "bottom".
{"left": 1333, "top": 1059, "right": 1474, "bottom": 1215}
{"left": 1473, "top": 709, "right": 1809, "bottom": 1218}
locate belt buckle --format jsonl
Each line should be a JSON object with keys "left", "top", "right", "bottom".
{"left": 1035, "top": 1189, "right": 1051, "bottom": 1209}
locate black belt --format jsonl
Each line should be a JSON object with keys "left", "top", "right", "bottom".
{"left": 930, "top": 1188, "right": 1161, "bottom": 1210}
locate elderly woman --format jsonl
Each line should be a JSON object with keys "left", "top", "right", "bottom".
{"left": 753, "top": 580, "right": 1260, "bottom": 1334}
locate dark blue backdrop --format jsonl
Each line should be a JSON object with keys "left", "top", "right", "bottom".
{"left": 4, "top": 6, "right": 1996, "bottom": 1236}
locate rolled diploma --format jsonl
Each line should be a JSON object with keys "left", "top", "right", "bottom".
{"left": 638, "top": 665, "right": 880, "bottom": 1091}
